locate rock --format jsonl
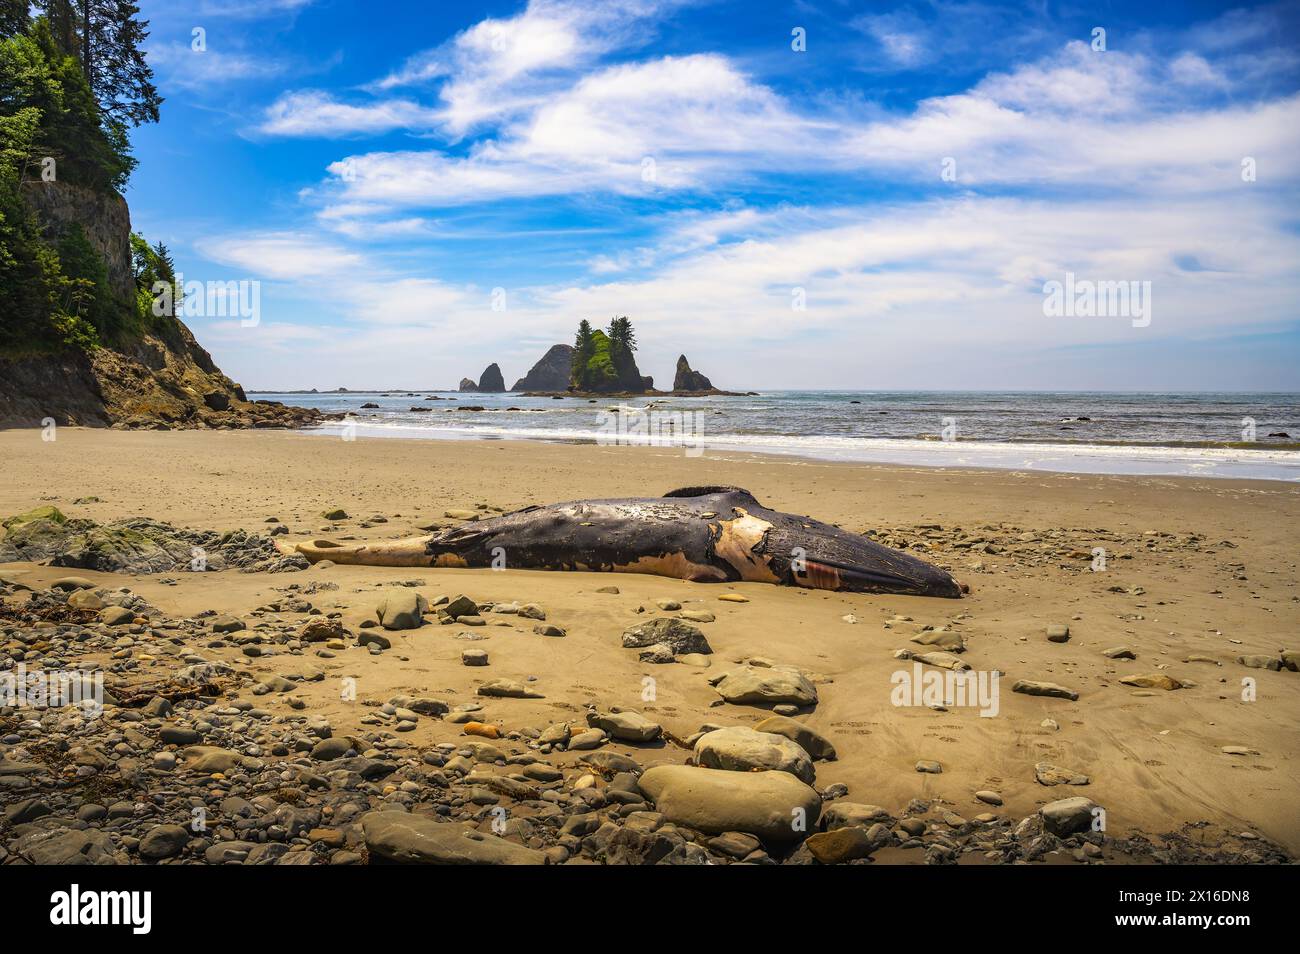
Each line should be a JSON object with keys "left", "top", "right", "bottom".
{"left": 100, "top": 605, "right": 135, "bottom": 626}
{"left": 638, "top": 765, "right": 821, "bottom": 844}
{"left": 518, "top": 603, "right": 546, "bottom": 620}
{"left": 477, "top": 679, "right": 544, "bottom": 699}
{"left": 1102, "top": 646, "right": 1136, "bottom": 659}
{"left": 1046, "top": 623, "right": 1070, "bottom": 643}
{"left": 1222, "top": 745, "right": 1260, "bottom": 756}
{"left": 915, "top": 760, "right": 943, "bottom": 774}
{"left": 754, "top": 715, "right": 837, "bottom": 761}
{"left": 533, "top": 624, "right": 565, "bottom": 637}
{"left": 67, "top": 589, "right": 106, "bottom": 610}
{"left": 681, "top": 610, "right": 715, "bottom": 623}
{"left": 805, "top": 826, "right": 874, "bottom": 864}
{"left": 202, "top": 391, "right": 230, "bottom": 411}
{"left": 718, "top": 593, "right": 749, "bottom": 603}
{"left": 320, "top": 508, "right": 348, "bottom": 520}
{"left": 1236, "top": 654, "right": 1281, "bottom": 671}
{"left": 622, "top": 617, "right": 711, "bottom": 655}
{"left": 672, "top": 355, "right": 714, "bottom": 392}
{"left": 476, "top": 363, "right": 506, "bottom": 393}
{"left": 49, "top": 575, "right": 95, "bottom": 591}
{"left": 708, "top": 665, "right": 817, "bottom": 707}
{"left": 358, "top": 630, "right": 391, "bottom": 650}
{"left": 1012, "top": 680, "right": 1079, "bottom": 701}
{"left": 183, "top": 746, "right": 245, "bottom": 773}
{"left": 821, "top": 802, "right": 891, "bottom": 829}
{"left": 310, "top": 738, "right": 355, "bottom": 761}
{"left": 461, "top": 648, "right": 489, "bottom": 666}
{"left": 911, "top": 650, "right": 970, "bottom": 671}
{"left": 656, "top": 598, "right": 682, "bottom": 611}
{"left": 587, "top": 709, "right": 662, "bottom": 743}
{"left": 974, "top": 790, "right": 1003, "bottom": 806}
{"left": 299, "top": 618, "right": 349, "bottom": 642}
{"left": 1035, "top": 761, "right": 1090, "bottom": 786}
{"left": 1119, "top": 673, "right": 1184, "bottom": 690}
{"left": 910, "top": 628, "right": 966, "bottom": 652}
{"left": 694, "top": 726, "right": 815, "bottom": 782}
{"left": 510, "top": 344, "right": 574, "bottom": 392}
{"left": 362, "top": 812, "right": 546, "bottom": 864}
{"left": 14, "top": 828, "right": 122, "bottom": 866}
{"left": 209, "top": 614, "right": 245, "bottom": 633}
{"left": 139, "top": 824, "right": 189, "bottom": 860}
{"left": 458, "top": 378, "right": 479, "bottom": 393}
{"left": 376, "top": 590, "right": 428, "bottom": 629}
{"left": 443, "top": 594, "right": 479, "bottom": 618}
{"left": 1040, "top": 796, "right": 1098, "bottom": 836}
{"left": 638, "top": 644, "right": 676, "bottom": 664}
{"left": 160, "top": 726, "right": 201, "bottom": 745}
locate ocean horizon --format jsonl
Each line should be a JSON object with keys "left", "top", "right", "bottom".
{"left": 249, "top": 389, "right": 1300, "bottom": 481}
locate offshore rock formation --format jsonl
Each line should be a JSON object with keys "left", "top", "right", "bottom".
{"left": 511, "top": 344, "right": 573, "bottom": 391}
{"left": 460, "top": 364, "right": 506, "bottom": 393}
{"left": 673, "top": 355, "right": 714, "bottom": 392}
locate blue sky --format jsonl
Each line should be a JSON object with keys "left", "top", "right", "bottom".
{"left": 125, "top": 0, "right": 1300, "bottom": 391}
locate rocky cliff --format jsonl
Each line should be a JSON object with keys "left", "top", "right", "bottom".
{"left": 511, "top": 344, "right": 573, "bottom": 391}
{"left": 0, "top": 182, "right": 325, "bottom": 430}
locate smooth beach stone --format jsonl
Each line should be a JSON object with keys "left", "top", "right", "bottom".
{"left": 820, "top": 802, "right": 892, "bottom": 829}
{"left": 638, "top": 765, "right": 821, "bottom": 844}
{"left": 754, "top": 715, "right": 837, "bottom": 761}
{"left": 1011, "top": 680, "right": 1079, "bottom": 701}
{"left": 1046, "top": 623, "right": 1070, "bottom": 643}
{"left": 708, "top": 665, "right": 817, "bottom": 707}
{"left": 586, "top": 709, "right": 662, "bottom": 743}
{"left": 361, "top": 813, "right": 546, "bottom": 865}
{"left": 1118, "top": 673, "right": 1184, "bottom": 690}
{"left": 805, "top": 826, "right": 874, "bottom": 864}
{"left": 910, "top": 628, "right": 966, "bottom": 652}
{"left": 376, "top": 590, "right": 428, "bottom": 630}
{"left": 1040, "top": 797, "right": 1099, "bottom": 836}
{"left": 693, "top": 726, "right": 814, "bottom": 782}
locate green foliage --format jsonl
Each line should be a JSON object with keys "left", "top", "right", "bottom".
{"left": 569, "top": 318, "right": 643, "bottom": 391}
{"left": 37, "top": 0, "right": 161, "bottom": 128}
{"left": 0, "top": 13, "right": 156, "bottom": 355}
{"left": 130, "top": 231, "right": 176, "bottom": 330}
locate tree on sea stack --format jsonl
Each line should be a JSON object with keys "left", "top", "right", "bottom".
{"left": 570, "top": 319, "right": 594, "bottom": 388}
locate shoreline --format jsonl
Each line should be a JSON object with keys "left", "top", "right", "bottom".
{"left": 287, "top": 421, "right": 1300, "bottom": 483}
{"left": 1, "top": 427, "right": 1297, "bottom": 862}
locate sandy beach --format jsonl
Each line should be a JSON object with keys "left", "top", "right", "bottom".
{"left": 1, "top": 427, "right": 1296, "bottom": 865}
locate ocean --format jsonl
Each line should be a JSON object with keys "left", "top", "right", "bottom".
{"left": 250, "top": 390, "right": 1300, "bottom": 482}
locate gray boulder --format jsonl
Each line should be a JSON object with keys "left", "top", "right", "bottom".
{"left": 362, "top": 812, "right": 546, "bottom": 864}
{"left": 622, "top": 618, "right": 711, "bottom": 655}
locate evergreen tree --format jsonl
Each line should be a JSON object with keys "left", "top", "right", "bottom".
{"left": 571, "top": 318, "right": 595, "bottom": 389}
{"left": 37, "top": 0, "right": 160, "bottom": 127}
{"left": 0, "top": 0, "right": 28, "bottom": 39}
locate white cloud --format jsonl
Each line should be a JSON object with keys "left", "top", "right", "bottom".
{"left": 147, "top": 43, "right": 289, "bottom": 89}
{"left": 258, "top": 91, "right": 440, "bottom": 137}
{"left": 196, "top": 232, "right": 364, "bottom": 280}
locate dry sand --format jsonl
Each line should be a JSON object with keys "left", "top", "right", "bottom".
{"left": 1, "top": 427, "right": 1297, "bottom": 858}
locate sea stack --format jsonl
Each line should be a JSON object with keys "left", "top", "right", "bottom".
{"left": 511, "top": 344, "right": 573, "bottom": 391}
{"left": 673, "top": 355, "right": 714, "bottom": 392}
{"left": 477, "top": 363, "right": 506, "bottom": 393}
